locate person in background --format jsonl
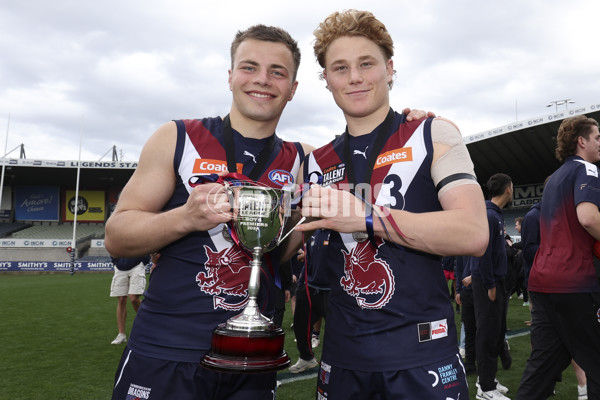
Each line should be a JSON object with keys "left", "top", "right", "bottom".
{"left": 442, "top": 256, "right": 457, "bottom": 311}
{"left": 456, "top": 255, "right": 477, "bottom": 375}
{"left": 273, "top": 253, "right": 292, "bottom": 328}
{"left": 517, "top": 115, "right": 600, "bottom": 399}
{"left": 468, "top": 173, "right": 513, "bottom": 400}
{"left": 109, "top": 254, "right": 150, "bottom": 345}
{"left": 520, "top": 199, "right": 542, "bottom": 325}
{"left": 289, "top": 248, "right": 305, "bottom": 325}
{"left": 289, "top": 231, "right": 330, "bottom": 374}
{"left": 512, "top": 217, "right": 525, "bottom": 302}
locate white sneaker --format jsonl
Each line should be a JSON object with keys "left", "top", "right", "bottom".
{"left": 459, "top": 347, "right": 466, "bottom": 358}
{"left": 311, "top": 335, "right": 320, "bottom": 349}
{"left": 518, "top": 294, "right": 524, "bottom": 300}
{"left": 476, "top": 388, "right": 511, "bottom": 400}
{"left": 476, "top": 378, "right": 508, "bottom": 395}
{"left": 111, "top": 333, "right": 127, "bottom": 345}
{"left": 578, "top": 384, "right": 588, "bottom": 400}
{"left": 495, "top": 380, "right": 509, "bottom": 394}
{"left": 289, "top": 357, "right": 318, "bottom": 373}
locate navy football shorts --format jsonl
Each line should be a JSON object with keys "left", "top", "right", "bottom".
{"left": 316, "top": 353, "right": 468, "bottom": 399}
{"left": 112, "top": 346, "right": 277, "bottom": 400}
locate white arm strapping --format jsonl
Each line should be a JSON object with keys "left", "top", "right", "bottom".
{"left": 430, "top": 118, "right": 478, "bottom": 198}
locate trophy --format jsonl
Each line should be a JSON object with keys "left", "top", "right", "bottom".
{"left": 201, "top": 182, "right": 293, "bottom": 373}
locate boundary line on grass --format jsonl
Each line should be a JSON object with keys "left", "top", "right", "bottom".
{"left": 277, "top": 371, "right": 318, "bottom": 386}
{"left": 507, "top": 327, "right": 531, "bottom": 339}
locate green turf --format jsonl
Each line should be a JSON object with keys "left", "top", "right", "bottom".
{"left": 0, "top": 274, "right": 581, "bottom": 399}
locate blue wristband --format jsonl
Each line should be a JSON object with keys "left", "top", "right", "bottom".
{"left": 366, "top": 209, "right": 376, "bottom": 247}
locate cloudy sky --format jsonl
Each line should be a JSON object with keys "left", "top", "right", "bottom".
{"left": 1, "top": 0, "right": 598, "bottom": 162}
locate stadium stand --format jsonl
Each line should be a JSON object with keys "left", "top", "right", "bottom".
{"left": 8, "top": 222, "right": 105, "bottom": 240}
{"left": 0, "top": 222, "right": 32, "bottom": 238}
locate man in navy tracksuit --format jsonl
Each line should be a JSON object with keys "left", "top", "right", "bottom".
{"left": 469, "top": 173, "right": 513, "bottom": 400}
{"left": 456, "top": 255, "right": 476, "bottom": 375}
{"left": 520, "top": 201, "right": 542, "bottom": 303}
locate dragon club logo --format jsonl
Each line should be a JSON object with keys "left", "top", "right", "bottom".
{"left": 196, "top": 245, "right": 252, "bottom": 310}
{"left": 340, "top": 238, "right": 395, "bottom": 309}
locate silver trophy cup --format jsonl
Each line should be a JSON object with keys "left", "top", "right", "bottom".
{"left": 201, "top": 183, "right": 292, "bottom": 373}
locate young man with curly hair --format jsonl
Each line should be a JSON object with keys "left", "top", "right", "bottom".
{"left": 296, "top": 9, "right": 488, "bottom": 399}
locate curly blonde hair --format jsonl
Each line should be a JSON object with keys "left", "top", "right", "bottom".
{"left": 555, "top": 115, "right": 599, "bottom": 162}
{"left": 313, "top": 9, "right": 394, "bottom": 68}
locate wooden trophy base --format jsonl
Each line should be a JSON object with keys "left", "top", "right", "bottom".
{"left": 200, "top": 323, "right": 290, "bottom": 373}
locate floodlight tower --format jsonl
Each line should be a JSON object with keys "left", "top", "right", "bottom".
{"left": 547, "top": 99, "right": 575, "bottom": 112}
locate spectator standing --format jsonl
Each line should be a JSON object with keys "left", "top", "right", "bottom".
{"left": 109, "top": 255, "right": 150, "bottom": 345}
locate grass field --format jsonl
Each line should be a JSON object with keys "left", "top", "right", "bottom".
{"left": 0, "top": 273, "right": 581, "bottom": 399}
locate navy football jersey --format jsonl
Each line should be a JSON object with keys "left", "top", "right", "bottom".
{"left": 128, "top": 116, "right": 304, "bottom": 362}
{"left": 304, "top": 111, "right": 458, "bottom": 371}
{"left": 529, "top": 156, "right": 600, "bottom": 293}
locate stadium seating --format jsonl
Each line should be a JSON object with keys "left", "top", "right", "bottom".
{"left": 0, "top": 222, "right": 33, "bottom": 238}
{"left": 8, "top": 223, "right": 105, "bottom": 241}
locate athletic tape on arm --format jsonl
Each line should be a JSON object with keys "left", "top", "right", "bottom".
{"left": 430, "top": 118, "right": 478, "bottom": 197}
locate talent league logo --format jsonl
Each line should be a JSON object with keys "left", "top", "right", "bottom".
{"left": 340, "top": 238, "right": 395, "bottom": 309}
{"left": 321, "top": 163, "right": 345, "bottom": 186}
{"left": 196, "top": 245, "right": 251, "bottom": 310}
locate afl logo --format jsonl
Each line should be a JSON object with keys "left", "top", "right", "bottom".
{"left": 268, "top": 169, "right": 294, "bottom": 186}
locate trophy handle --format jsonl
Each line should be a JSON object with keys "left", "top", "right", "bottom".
{"left": 276, "top": 216, "right": 306, "bottom": 245}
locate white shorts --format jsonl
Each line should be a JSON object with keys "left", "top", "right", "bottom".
{"left": 110, "top": 264, "right": 146, "bottom": 297}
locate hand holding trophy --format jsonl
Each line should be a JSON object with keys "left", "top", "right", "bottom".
{"left": 201, "top": 180, "right": 294, "bottom": 373}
